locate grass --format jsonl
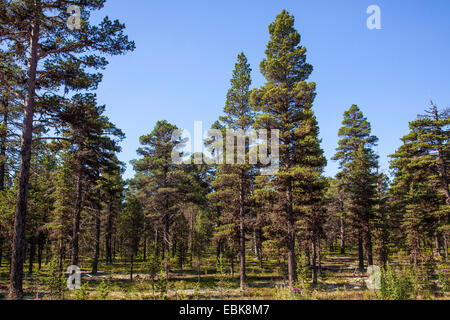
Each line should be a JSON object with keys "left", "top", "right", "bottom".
{"left": 0, "top": 250, "right": 448, "bottom": 300}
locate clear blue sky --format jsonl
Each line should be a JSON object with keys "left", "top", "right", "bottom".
{"left": 91, "top": 0, "right": 450, "bottom": 180}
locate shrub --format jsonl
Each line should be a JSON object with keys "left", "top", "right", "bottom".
{"left": 97, "top": 279, "right": 112, "bottom": 300}
{"left": 74, "top": 282, "right": 90, "bottom": 300}
{"left": 42, "top": 258, "right": 67, "bottom": 300}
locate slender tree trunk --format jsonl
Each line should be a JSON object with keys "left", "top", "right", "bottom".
{"left": 216, "top": 239, "right": 222, "bottom": 262}
{"left": 91, "top": 207, "right": 101, "bottom": 275}
{"left": 311, "top": 235, "right": 318, "bottom": 286}
{"left": 435, "top": 233, "right": 441, "bottom": 257}
{"left": 286, "top": 180, "right": 297, "bottom": 287}
{"left": 163, "top": 207, "right": 169, "bottom": 278}
{"left": 305, "top": 245, "right": 311, "bottom": 266}
{"left": 112, "top": 238, "right": 116, "bottom": 262}
{"left": 130, "top": 254, "right": 134, "bottom": 281}
{"left": 340, "top": 215, "right": 346, "bottom": 254}
{"left": 71, "top": 171, "right": 83, "bottom": 266}
{"left": 172, "top": 237, "right": 176, "bottom": 258}
{"left": 179, "top": 242, "right": 184, "bottom": 270}
{"left": 318, "top": 238, "right": 322, "bottom": 271}
{"left": 105, "top": 202, "right": 113, "bottom": 265}
{"left": 9, "top": 21, "right": 40, "bottom": 300}
{"left": 9, "top": 246, "right": 12, "bottom": 274}
{"left": 28, "top": 236, "right": 35, "bottom": 275}
{"left": 0, "top": 238, "right": 3, "bottom": 267}
{"left": 45, "top": 243, "right": 49, "bottom": 265}
{"left": 365, "top": 229, "right": 373, "bottom": 266}
{"left": 155, "top": 228, "right": 160, "bottom": 259}
{"left": 230, "top": 255, "right": 234, "bottom": 277}
{"left": 37, "top": 234, "right": 43, "bottom": 270}
{"left": 58, "top": 236, "right": 64, "bottom": 273}
{"left": 257, "top": 228, "right": 263, "bottom": 268}
{"left": 0, "top": 105, "right": 6, "bottom": 269}
{"left": 412, "top": 236, "right": 419, "bottom": 268}
{"left": 197, "top": 255, "right": 201, "bottom": 283}
{"left": 239, "top": 170, "right": 247, "bottom": 290}
{"left": 143, "top": 227, "right": 147, "bottom": 261}
{"left": 253, "top": 229, "right": 257, "bottom": 256}
{"left": 0, "top": 102, "right": 8, "bottom": 191}
{"left": 358, "top": 232, "right": 364, "bottom": 272}
{"left": 444, "top": 233, "right": 448, "bottom": 260}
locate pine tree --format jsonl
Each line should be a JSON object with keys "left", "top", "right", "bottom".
{"left": 251, "top": 10, "right": 326, "bottom": 287}
{"left": 332, "top": 104, "right": 379, "bottom": 271}
{"left": 211, "top": 53, "right": 253, "bottom": 290}
{"left": 0, "top": 0, "right": 134, "bottom": 299}
{"left": 119, "top": 191, "right": 144, "bottom": 281}
{"left": 133, "top": 120, "right": 190, "bottom": 278}
{"left": 373, "top": 171, "right": 390, "bottom": 268}
{"left": 58, "top": 94, "right": 124, "bottom": 267}
{"left": 325, "top": 178, "right": 347, "bottom": 254}
{"left": 390, "top": 103, "right": 449, "bottom": 264}
{"left": 99, "top": 155, "right": 125, "bottom": 266}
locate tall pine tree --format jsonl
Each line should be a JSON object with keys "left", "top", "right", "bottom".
{"left": 332, "top": 105, "right": 379, "bottom": 271}
{"left": 251, "top": 10, "right": 326, "bottom": 287}
{"left": 0, "top": 0, "right": 134, "bottom": 299}
{"left": 211, "top": 53, "right": 253, "bottom": 290}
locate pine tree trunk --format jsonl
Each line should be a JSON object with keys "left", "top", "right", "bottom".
{"left": 286, "top": 180, "right": 297, "bottom": 287}
{"left": 365, "top": 229, "right": 373, "bottom": 266}
{"left": 253, "top": 229, "right": 257, "bottom": 256}
{"left": 257, "top": 228, "right": 263, "bottom": 268}
{"left": 435, "top": 233, "right": 441, "bottom": 257}
{"left": 28, "top": 236, "right": 35, "bottom": 275}
{"left": 37, "top": 233, "right": 43, "bottom": 270}
{"left": 0, "top": 103, "right": 8, "bottom": 191}
{"left": 305, "top": 245, "right": 311, "bottom": 266}
{"left": 412, "top": 237, "right": 419, "bottom": 268}
{"left": 239, "top": 170, "right": 247, "bottom": 290}
{"left": 179, "top": 243, "right": 184, "bottom": 270}
{"left": 0, "top": 238, "right": 3, "bottom": 268}
{"left": 130, "top": 254, "right": 134, "bottom": 281}
{"left": 311, "top": 236, "right": 318, "bottom": 286}
{"left": 444, "top": 233, "right": 448, "bottom": 260}
{"left": 340, "top": 216, "right": 346, "bottom": 254}
{"left": 155, "top": 228, "right": 160, "bottom": 259}
{"left": 0, "top": 102, "right": 5, "bottom": 269}
{"left": 9, "top": 21, "right": 40, "bottom": 300}
{"left": 172, "top": 237, "right": 176, "bottom": 257}
{"left": 163, "top": 207, "right": 169, "bottom": 278}
{"left": 230, "top": 255, "right": 234, "bottom": 277}
{"left": 91, "top": 207, "right": 101, "bottom": 275}
{"left": 105, "top": 202, "right": 113, "bottom": 265}
{"left": 45, "top": 244, "right": 49, "bottom": 265}
{"left": 71, "top": 171, "right": 83, "bottom": 266}
{"left": 143, "top": 228, "right": 147, "bottom": 261}
{"left": 113, "top": 238, "right": 116, "bottom": 262}
{"left": 318, "top": 239, "right": 322, "bottom": 271}
{"left": 58, "top": 237, "right": 64, "bottom": 273}
{"left": 9, "top": 246, "right": 12, "bottom": 274}
{"left": 216, "top": 239, "right": 222, "bottom": 262}
{"left": 358, "top": 232, "right": 364, "bottom": 272}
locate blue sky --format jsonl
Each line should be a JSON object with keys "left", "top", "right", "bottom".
{"left": 91, "top": 0, "right": 450, "bottom": 179}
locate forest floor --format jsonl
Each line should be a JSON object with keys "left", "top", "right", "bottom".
{"left": 0, "top": 250, "right": 449, "bottom": 300}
